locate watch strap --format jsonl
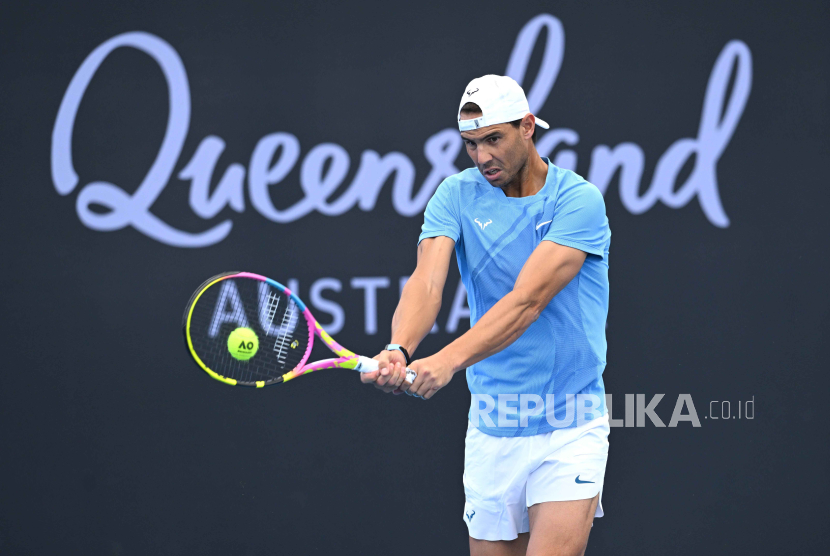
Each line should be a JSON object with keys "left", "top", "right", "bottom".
{"left": 384, "top": 344, "right": 411, "bottom": 365}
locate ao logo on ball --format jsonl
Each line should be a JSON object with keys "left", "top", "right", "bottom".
{"left": 227, "top": 327, "right": 259, "bottom": 361}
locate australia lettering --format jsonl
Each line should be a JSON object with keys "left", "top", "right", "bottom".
{"left": 51, "top": 14, "right": 752, "bottom": 248}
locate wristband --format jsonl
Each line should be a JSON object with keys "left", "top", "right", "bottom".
{"left": 384, "top": 344, "right": 411, "bottom": 365}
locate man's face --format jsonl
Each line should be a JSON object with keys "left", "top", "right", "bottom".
{"left": 460, "top": 117, "right": 529, "bottom": 187}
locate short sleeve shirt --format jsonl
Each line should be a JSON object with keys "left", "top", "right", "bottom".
{"left": 419, "top": 159, "right": 611, "bottom": 437}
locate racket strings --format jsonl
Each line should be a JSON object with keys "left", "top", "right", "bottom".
{"left": 185, "top": 276, "right": 311, "bottom": 385}
{"left": 272, "top": 298, "right": 300, "bottom": 364}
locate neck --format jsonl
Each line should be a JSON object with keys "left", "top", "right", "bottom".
{"left": 501, "top": 145, "right": 548, "bottom": 198}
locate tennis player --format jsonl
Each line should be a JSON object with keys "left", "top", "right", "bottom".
{"left": 362, "top": 75, "right": 611, "bottom": 556}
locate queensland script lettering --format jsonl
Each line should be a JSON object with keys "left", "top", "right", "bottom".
{"left": 51, "top": 14, "right": 752, "bottom": 247}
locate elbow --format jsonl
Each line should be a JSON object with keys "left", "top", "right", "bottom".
{"left": 422, "top": 282, "right": 442, "bottom": 310}
{"left": 431, "top": 293, "right": 443, "bottom": 312}
{"left": 513, "top": 290, "right": 545, "bottom": 323}
{"left": 408, "top": 273, "right": 443, "bottom": 308}
{"left": 527, "top": 303, "right": 544, "bottom": 323}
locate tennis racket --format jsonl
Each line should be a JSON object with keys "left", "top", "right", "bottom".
{"left": 182, "top": 271, "right": 416, "bottom": 387}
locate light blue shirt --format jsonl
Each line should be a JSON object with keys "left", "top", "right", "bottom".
{"left": 419, "top": 159, "right": 611, "bottom": 437}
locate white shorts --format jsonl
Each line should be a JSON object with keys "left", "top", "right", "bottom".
{"left": 462, "top": 414, "right": 610, "bottom": 541}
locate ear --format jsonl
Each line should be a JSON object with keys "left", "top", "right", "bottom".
{"left": 521, "top": 113, "right": 536, "bottom": 140}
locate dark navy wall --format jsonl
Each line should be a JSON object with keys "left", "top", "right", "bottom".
{"left": 1, "top": 1, "right": 828, "bottom": 554}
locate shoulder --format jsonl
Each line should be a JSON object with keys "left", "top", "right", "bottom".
{"left": 439, "top": 167, "right": 487, "bottom": 194}
{"left": 542, "top": 166, "right": 610, "bottom": 256}
{"left": 432, "top": 167, "right": 489, "bottom": 207}
{"left": 550, "top": 166, "right": 606, "bottom": 213}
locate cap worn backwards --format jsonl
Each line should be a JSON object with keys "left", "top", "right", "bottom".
{"left": 457, "top": 75, "right": 550, "bottom": 132}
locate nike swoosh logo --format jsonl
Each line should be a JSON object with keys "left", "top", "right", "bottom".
{"left": 575, "top": 476, "right": 595, "bottom": 484}
{"left": 535, "top": 220, "right": 552, "bottom": 230}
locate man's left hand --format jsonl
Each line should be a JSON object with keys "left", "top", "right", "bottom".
{"left": 401, "top": 353, "right": 456, "bottom": 400}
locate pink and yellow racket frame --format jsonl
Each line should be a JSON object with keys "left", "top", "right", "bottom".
{"left": 185, "top": 271, "right": 384, "bottom": 387}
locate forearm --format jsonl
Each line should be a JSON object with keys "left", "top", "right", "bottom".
{"left": 440, "top": 290, "right": 541, "bottom": 373}
{"left": 435, "top": 241, "right": 585, "bottom": 373}
{"left": 390, "top": 273, "right": 442, "bottom": 356}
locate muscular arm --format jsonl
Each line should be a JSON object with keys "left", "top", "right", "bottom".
{"left": 360, "top": 236, "right": 455, "bottom": 392}
{"left": 405, "top": 241, "right": 587, "bottom": 398}
{"left": 391, "top": 236, "right": 456, "bottom": 355}
{"left": 443, "top": 241, "right": 586, "bottom": 371}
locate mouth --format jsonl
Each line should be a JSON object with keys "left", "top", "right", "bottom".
{"left": 482, "top": 168, "right": 501, "bottom": 180}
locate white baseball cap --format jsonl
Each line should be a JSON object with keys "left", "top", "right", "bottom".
{"left": 457, "top": 75, "right": 550, "bottom": 132}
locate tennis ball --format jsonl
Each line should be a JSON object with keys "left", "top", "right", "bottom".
{"left": 227, "top": 327, "right": 259, "bottom": 361}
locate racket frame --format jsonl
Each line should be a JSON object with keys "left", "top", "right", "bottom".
{"left": 184, "top": 271, "right": 380, "bottom": 387}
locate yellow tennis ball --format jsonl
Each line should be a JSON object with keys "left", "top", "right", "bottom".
{"left": 227, "top": 327, "right": 259, "bottom": 361}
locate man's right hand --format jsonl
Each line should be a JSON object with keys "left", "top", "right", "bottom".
{"left": 360, "top": 349, "right": 409, "bottom": 394}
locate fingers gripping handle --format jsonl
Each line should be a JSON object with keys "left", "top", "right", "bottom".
{"left": 355, "top": 356, "right": 416, "bottom": 384}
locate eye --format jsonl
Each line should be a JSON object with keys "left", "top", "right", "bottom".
{"left": 487, "top": 136, "right": 499, "bottom": 144}
{"left": 465, "top": 140, "right": 476, "bottom": 148}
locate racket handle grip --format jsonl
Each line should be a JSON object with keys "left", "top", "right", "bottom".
{"left": 355, "top": 356, "right": 417, "bottom": 384}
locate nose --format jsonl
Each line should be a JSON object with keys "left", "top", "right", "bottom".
{"left": 475, "top": 146, "right": 493, "bottom": 168}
